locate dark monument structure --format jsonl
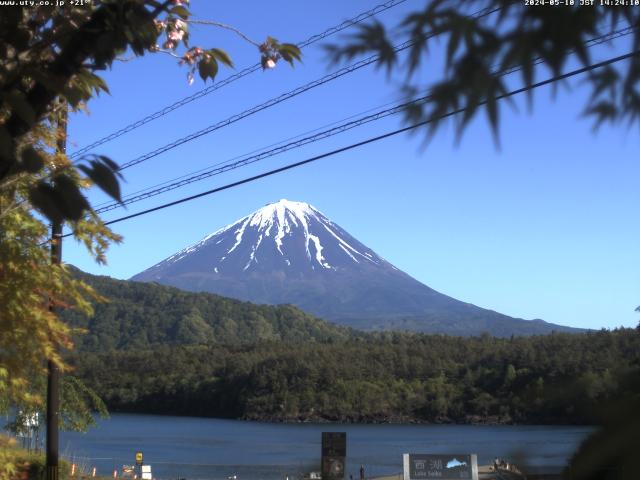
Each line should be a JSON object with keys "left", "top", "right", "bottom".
{"left": 322, "top": 432, "right": 347, "bottom": 480}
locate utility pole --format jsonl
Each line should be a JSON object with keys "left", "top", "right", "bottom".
{"left": 47, "top": 100, "right": 67, "bottom": 480}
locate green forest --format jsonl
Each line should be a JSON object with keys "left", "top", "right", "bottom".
{"left": 59, "top": 271, "right": 640, "bottom": 425}
{"left": 61, "top": 271, "right": 640, "bottom": 426}
{"left": 71, "top": 329, "right": 640, "bottom": 425}
{"left": 63, "top": 269, "right": 352, "bottom": 350}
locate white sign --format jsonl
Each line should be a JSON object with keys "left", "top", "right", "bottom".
{"left": 141, "top": 466, "right": 151, "bottom": 473}
{"left": 403, "top": 453, "right": 478, "bottom": 480}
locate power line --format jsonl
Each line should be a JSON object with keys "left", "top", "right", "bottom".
{"left": 113, "top": 5, "right": 503, "bottom": 172}
{"left": 101, "top": 25, "right": 635, "bottom": 210}
{"left": 66, "top": 49, "right": 637, "bottom": 235}
{"left": 92, "top": 26, "right": 636, "bottom": 215}
{"left": 114, "top": 40, "right": 416, "bottom": 171}
{"left": 95, "top": 96, "right": 429, "bottom": 214}
{"left": 67, "top": 0, "right": 409, "bottom": 160}
{"left": 90, "top": 96, "right": 406, "bottom": 210}
{"left": 43, "top": 3, "right": 501, "bottom": 197}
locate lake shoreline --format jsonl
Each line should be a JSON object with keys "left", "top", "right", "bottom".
{"left": 106, "top": 407, "right": 595, "bottom": 427}
{"left": 61, "top": 414, "right": 591, "bottom": 480}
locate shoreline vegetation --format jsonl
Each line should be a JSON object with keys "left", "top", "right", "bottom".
{"left": 95, "top": 410, "right": 593, "bottom": 427}
{"left": 62, "top": 269, "right": 640, "bottom": 426}
{"left": 0, "top": 435, "right": 71, "bottom": 480}
{"left": 71, "top": 328, "right": 639, "bottom": 426}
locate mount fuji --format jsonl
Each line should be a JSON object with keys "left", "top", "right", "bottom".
{"left": 132, "top": 199, "right": 578, "bottom": 336}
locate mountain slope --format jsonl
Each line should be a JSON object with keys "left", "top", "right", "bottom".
{"left": 63, "top": 268, "right": 351, "bottom": 352}
{"left": 132, "top": 199, "right": 580, "bottom": 336}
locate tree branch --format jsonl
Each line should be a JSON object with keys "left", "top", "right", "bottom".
{"left": 1, "top": 3, "right": 168, "bottom": 181}
{"left": 154, "top": 48, "right": 183, "bottom": 59}
{"left": 187, "top": 19, "right": 261, "bottom": 47}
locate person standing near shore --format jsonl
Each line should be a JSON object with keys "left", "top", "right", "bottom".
{"left": 359, "top": 465, "right": 365, "bottom": 480}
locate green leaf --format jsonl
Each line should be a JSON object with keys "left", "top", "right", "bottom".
{"left": 97, "top": 155, "right": 119, "bottom": 172}
{"left": 29, "top": 183, "right": 64, "bottom": 224}
{"left": 81, "top": 71, "right": 110, "bottom": 96}
{"left": 209, "top": 48, "right": 233, "bottom": 68}
{"left": 587, "top": 67, "right": 619, "bottom": 103}
{"left": 29, "top": 175, "right": 89, "bottom": 223}
{"left": 63, "top": 85, "right": 85, "bottom": 108}
{"left": 278, "top": 43, "right": 302, "bottom": 67}
{"left": 446, "top": 29, "right": 461, "bottom": 71}
{"left": 198, "top": 58, "right": 218, "bottom": 82}
{"left": 52, "top": 174, "right": 91, "bottom": 221}
{"left": 485, "top": 92, "right": 499, "bottom": 137}
{"left": 170, "top": 5, "right": 191, "bottom": 19}
{"left": 583, "top": 100, "right": 617, "bottom": 130}
{"left": 19, "top": 146, "right": 45, "bottom": 174}
{"left": 280, "top": 51, "right": 293, "bottom": 65}
{"left": 279, "top": 43, "right": 301, "bottom": 60}
{"left": 4, "top": 90, "right": 36, "bottom": 126}
{"left": 78, "top": 158, "right": 123, "bottom": 203}
{"left": 0, "top": 126, "right": 14, "bottom": 164}
{"left": 27, "top": 69, "right": 67, "bottom": 95}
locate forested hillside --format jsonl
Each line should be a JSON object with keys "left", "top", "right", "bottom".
{"left": 63, "top": 269, "right": 351, "bottom": 351}
{"left": 63, "top": 269, "right": 639, "bottom": 425}
{"left": 72, "top": 329, "right": 640, "bottom": 425}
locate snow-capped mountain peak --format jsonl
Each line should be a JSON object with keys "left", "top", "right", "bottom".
{"left": 145, "top": 200, "right": 383, "bottom": 277}
{"left": 225, "top": 199, "right": 327, "bottom": 262}
{"left": 131, "top": 199, "right": 574, "bottom": 336}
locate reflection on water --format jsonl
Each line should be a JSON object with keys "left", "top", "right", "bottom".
{"left": 60, "top": 414, "right": 592, "bottom": 480}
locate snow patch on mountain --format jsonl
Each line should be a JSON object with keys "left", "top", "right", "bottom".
{"left": 148, "top": 199, "right": 387, "bottom": 274}
{"left": 320, "top": 222, "right": 377, "bottom": 265}
{"left": 214, "top": 199, "right": 358, "bottom": 270}
{"left": 244, "top": 233, "right": 264, "bottom": 271}
{"left": 308, "top": 233, "right": 331, "bottom": 269}
{"left": 228, "top": 217, "right": 249, "bottom": 255}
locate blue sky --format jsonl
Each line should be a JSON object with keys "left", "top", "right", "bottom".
{"left": 64, "top": 1, "right": 640, "bottom": 330}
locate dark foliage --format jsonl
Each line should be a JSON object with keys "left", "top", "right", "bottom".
{"left": 62, "top": 269, "right": 352, "bottom": 351}
{"left": 76, "top": 266, "right": 581, "bottom": 340}
{"left": 327, "top": 1, "right": 640, "bottom": 143}
{"left": 70, "top": 329, "right": 640, "bottom": 425}
{"left": 564, "top": 370, "right": 640, "bottom": 480}
{"left": 1, "top": 2, "right": 299, "bottom": 223}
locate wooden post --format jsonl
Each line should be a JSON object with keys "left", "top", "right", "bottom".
{"left": 46, "top": 100, "right": 67, "bottom": 480}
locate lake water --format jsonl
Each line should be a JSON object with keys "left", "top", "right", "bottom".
{"left": 60, "top": 414, "right": 593, "bottom": 480}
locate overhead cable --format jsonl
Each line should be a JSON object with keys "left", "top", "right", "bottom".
{"left": 68, "top": 0, "right": 409, "bottom": 159}
{"left": 69, "top": 49, "right": 637, "bottom": 234}
{"left": 93, "top": 26, "right": 636, "bottom": 214}
{"left": 113, "top": 5, "right": 502, "bottom": 171}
